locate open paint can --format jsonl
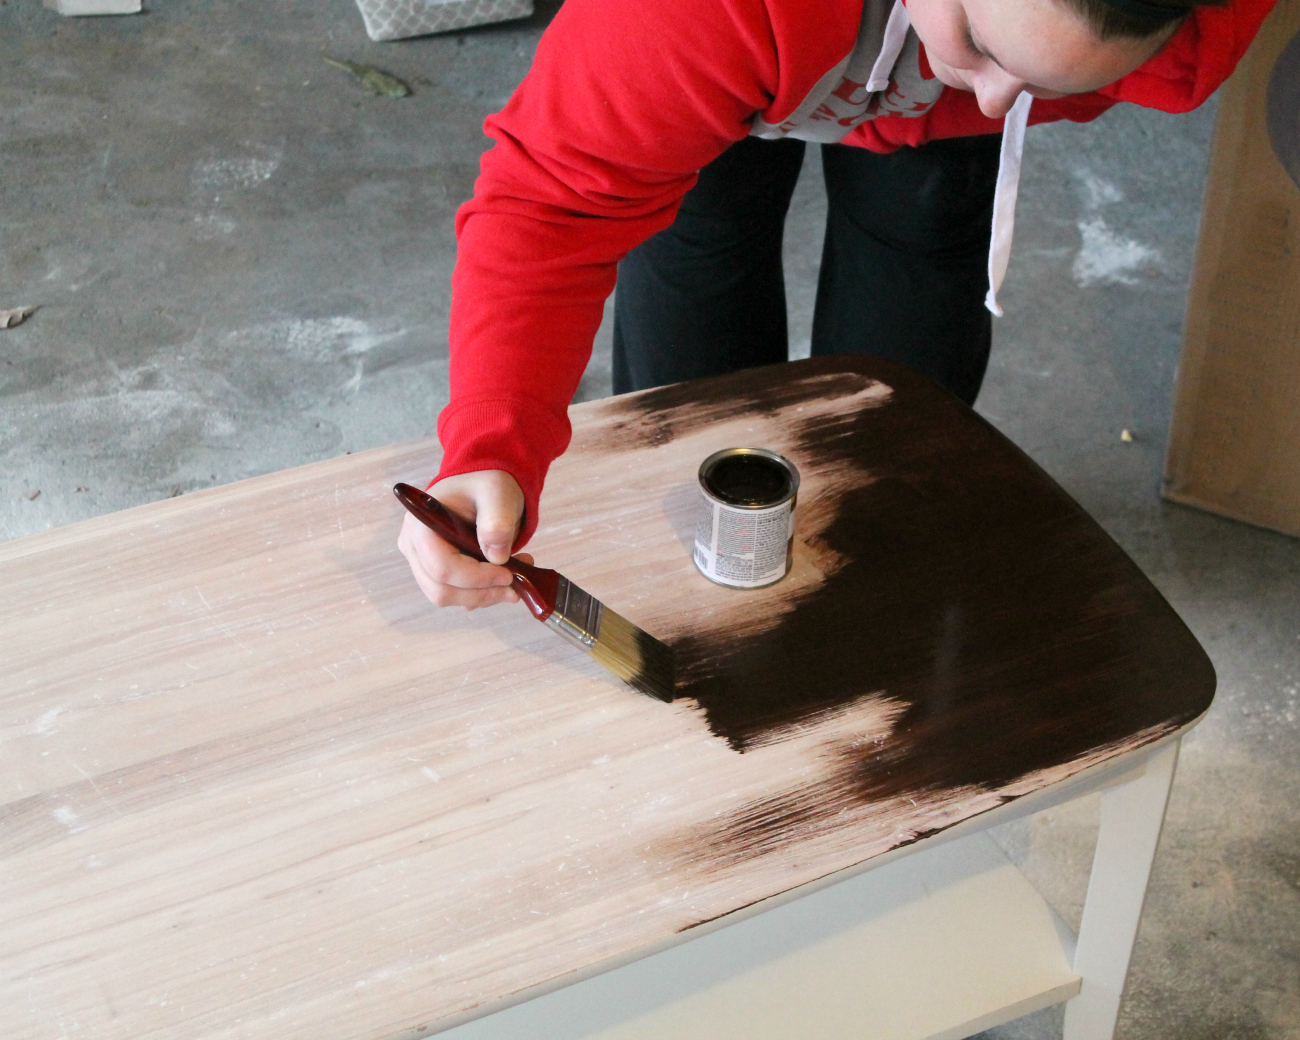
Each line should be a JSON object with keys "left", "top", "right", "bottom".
{"left": 694, "top": 448, "right": 800, "bottom": 589}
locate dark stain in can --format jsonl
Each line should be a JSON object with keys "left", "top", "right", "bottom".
{"left": 702, "top": 451, "right": 794, "bottom": 507}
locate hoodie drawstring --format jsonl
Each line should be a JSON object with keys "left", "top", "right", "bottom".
{"left": 984, "top": 91, "right": 1032, "bottom": 317}
{"left": 868, "top": 2, "right": 1031, "bottom": 317}
{"left": 866, "top": 0, "right": 912, "bottom": 92}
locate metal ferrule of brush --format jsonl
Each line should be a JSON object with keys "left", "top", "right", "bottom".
{"left": 544, "top": 576, "right": 602, "bottom": 650}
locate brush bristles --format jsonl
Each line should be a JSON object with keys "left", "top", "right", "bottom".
{"left": 589, "top": 607, "right": 677, "bottom": 702}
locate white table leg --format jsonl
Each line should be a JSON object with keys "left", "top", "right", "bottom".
{"left": 1062, "top": 738, "right": 1180, "bottom": 1040}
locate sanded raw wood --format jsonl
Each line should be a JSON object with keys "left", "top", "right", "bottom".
{"left": 1164, "top": 0, "right": 1300, "bottom": 536}
{"left": 0, "top": 357, "right": 1211, "bottom": 1040}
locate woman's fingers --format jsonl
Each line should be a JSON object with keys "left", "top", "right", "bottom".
{"left": 398, "top": 514, "right": 517, "bottom": 609}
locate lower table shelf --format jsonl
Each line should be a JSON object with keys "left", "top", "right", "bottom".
{"left": 440, "top": 830, "right": 1081, "bottom": 1040}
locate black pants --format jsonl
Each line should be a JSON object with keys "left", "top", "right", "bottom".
{"left": 612, "top": 134, "right": 1002, "bottom": 405}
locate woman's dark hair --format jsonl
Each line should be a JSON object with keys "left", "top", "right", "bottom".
{"left": 1064, "top": 0, "right": 1230, "bottom": 40}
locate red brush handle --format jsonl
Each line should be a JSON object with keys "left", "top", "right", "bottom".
{"left": 393, "top": 483, "right": 559, "bottom": 621}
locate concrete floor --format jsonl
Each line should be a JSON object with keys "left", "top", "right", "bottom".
{"left": 1, "top": 1, "right": 1297, "bottom": 1037}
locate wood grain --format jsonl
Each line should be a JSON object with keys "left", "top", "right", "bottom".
{"left": 0, "top": 356, "right": 1213, "bottom": 1040}
{"left": 1164, "top": 0, "right": 1300, "bottom": 536}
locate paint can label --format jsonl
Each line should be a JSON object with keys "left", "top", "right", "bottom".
{"left": 694, "top": 448, "right": 799, "bottom": 589}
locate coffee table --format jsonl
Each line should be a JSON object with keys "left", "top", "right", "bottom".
{"left": 0, "top": 356, "right": 1213, "bottom": 1040}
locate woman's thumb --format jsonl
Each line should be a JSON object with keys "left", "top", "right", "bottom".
{"left": 475, "top": 479, "right": 523, "bottom": 565}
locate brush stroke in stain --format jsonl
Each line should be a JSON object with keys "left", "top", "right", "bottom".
{"left": 596, "top": 356, "right": 1215, "bottom": 864}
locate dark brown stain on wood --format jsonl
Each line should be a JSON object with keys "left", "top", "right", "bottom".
{"left": 598, "top": 357, "right": 1215, "bottom": 862}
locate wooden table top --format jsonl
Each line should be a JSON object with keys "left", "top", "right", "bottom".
{"left": 0, "top": 356, "right": 1214, "bottom": 1040}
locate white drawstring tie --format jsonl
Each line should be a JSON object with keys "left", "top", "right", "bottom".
{"left": 984, "top": 91, "right": 1032, "bottom": 316}
{"left": 865, "top": 0, "right": 912, "bottom": 92}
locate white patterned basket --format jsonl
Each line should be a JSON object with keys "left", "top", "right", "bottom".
{"left": 354, "top": 0, "right": 533, "bottom": 40}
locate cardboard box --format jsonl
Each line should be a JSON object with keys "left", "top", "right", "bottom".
{"left": 1164, "top": 0, "right": 1300, "bottom": 537}
{"left": 354, "top": 0, "right": 533, "bottom": 41}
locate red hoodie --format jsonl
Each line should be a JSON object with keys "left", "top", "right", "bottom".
{"left": 437, "top": 0, "right": 1275, "bottom": 545}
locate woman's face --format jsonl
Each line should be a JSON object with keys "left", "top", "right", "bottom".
{"left": 906, "top": 0, "right": 1178, "bottom": 118}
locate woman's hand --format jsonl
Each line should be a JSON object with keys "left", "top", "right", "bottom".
{"left": 397, "top": 470, "right": 531, "bottom": 610}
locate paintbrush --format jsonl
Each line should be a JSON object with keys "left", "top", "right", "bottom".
{"left": 394, "top": 483, "right": 676, "bottom": 702}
